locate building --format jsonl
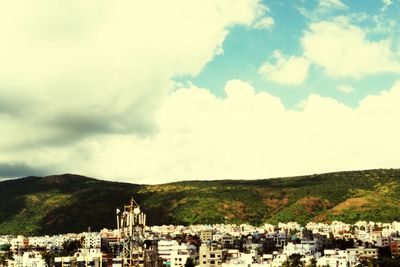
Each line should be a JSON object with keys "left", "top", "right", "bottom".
{"left": 8, "top": 252, "right": 46, "bottom": 267}
{"left": 283, "top": 242, "right": 316, "bottom": 256}
{"left": 200, "top": 231, "right": 213, "bottom": 242}
{"left": 390, "top": 238, "right": 400, "bottom": 256}
{"left": 54, "top": 248, "right": 104, "bottom": 267}
{"left": 199, "top": 243, "right": 222, "bottom": 267}
{"left": 317, "top": 249, "right": 348, "bottom": 267}
{"left": 170, "top": 247, "right": 191, "bottom": 267}
{"left": 10, "top": 236, "right": 29, "bottom": 251}
{"left": 346, "top": 247, "right": 378, "bottom": 265}
{"left": 158, "top": 240, "right": 194, "bottom": 267}
{"left": 82, "top": 232, "right": 101, "bottom": 249}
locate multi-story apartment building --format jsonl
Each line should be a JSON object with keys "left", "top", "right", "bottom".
{"left": 390, "top": 238, "right": 400, "bottom": 256}
{"left": 200, "top": 230, "right": 213, "bottom": 242}
{"left": 8, "top": 251, "right": 46, "bottom": 267}
{"left": 199, "top": 243, "right": 222, "bottom": 267}
{"left": 10, "top": 236, "right": 29, "bottom": 251}
{"left": 82, "top": 232, "right": 101, "bottom": 249}
{"left": 54, "top": 248, "right": 104, "bottom": 267}
{"left": 170, "top": 247, "right": 191, "bottom": 267}
{"left": 158, "top": 240, "right": 194, "bottom": 267}
{"left": 283, "top": 242, "right": 316, "bottom": 256}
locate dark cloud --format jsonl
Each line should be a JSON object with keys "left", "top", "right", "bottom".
{"left": 0, "top": 97, "right": 25, "bottom": 117}
{"left": 32, "top": 120, "right": 155, "bottom": 150}
{"left": 39, "top": 110, "right": 157, "bottom": 146}
{"left": 0, "top": 88, "right": 37, "bottom": 117}
{"left": 0, "top": 162, "right": 49, "bottom": 179}
{"left": 50, "top": 114, "right": 140, "bottom": 136}
{"left": 4, "top": 108, "right": 158, "bottom": 152}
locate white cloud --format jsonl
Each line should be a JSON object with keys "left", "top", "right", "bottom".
{"left": 302, "top": 18, "right": 400, "bottom": 78}
{"left": 253, "top": 17, "right": 274, "bottom": 30}
{"left": 0, "top": 0, "right": 271, "bottom": 179}
{"left": 319, "top": 0, "right": 347, "bottom": 10}
{"left": 337, "top": 84, "right": 354, "bottom": 93}
{"left": 2, "top": 2, "right": 400, "bottom": 183}
{"left": 299, "top": 0, "right": 347, "bottom": 20}
{"left": 251, "top": 3, "right": 274, "bottom": 30}
{"left": 7, "top": 79, "right": 399, "bottom": 184}
{"left": 383, "top": 0, "right": 393, "bottom": 7}
{"left": 259, "top": 50, "right": 310, "bottom": 85}
{"left": 0, "top": 0, "right": 264, "bottom": 150}
{"left": 96, "top": 80, "right": 400, "bottom": 182}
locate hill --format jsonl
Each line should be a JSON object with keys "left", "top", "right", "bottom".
{"left": 0, "top": 169, "right": 400, "bottom": 235}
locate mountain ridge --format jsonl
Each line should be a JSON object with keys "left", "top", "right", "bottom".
{"left": 0, "top": 168, "right": 399, "bottom": 235}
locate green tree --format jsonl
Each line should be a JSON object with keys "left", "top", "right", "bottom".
{"left": 0, "top": 253, "right": 7, "bottom": 267}
{"left": 41, "top": 251, "right": 56, "bottom": 267}
{"left": 0, "top": 251, "right": 13, "bottom": 267}
{"left": 290, "top": 254, "right": 304, "bottom": 267}
{"left": 61, "top": 240, "right": 81, "bottom": 256}
{"left": 184, "top": 257, "right": 195, "bottom": 267}
{"left": 307, "top": 258, "right": 317, "bottom": 267}
{"left": 0, "top": 244, "right": 11, "bottom": 252}
{"left": 282, "top": 254, "right": 304, "bottom": 267}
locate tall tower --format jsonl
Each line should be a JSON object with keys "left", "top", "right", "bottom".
{"left": 116, "top": 197, "right": 147, "bottom": 267}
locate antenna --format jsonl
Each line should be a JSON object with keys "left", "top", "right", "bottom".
{"left": 117, "top": 197, "right": 152, "bottom": 267}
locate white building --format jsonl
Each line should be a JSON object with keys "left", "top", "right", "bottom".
{"left": 8, "top": 252, "right": 46, "bottom": 267}
{"left": 283, "top": 242, "right": 316, "bottom": 256}
{"left": 170, "top": 247, "right": 191, "bottom": 267}
{"left": 199, "top": 243, "right": 223, "bottom": 267}
{"left": 28, "top": 236, "right": 50, "bottom": 248}
{"left": 54, "top": 248, "right": 104, "bottom": 267}
{"left": 82, "top": 232, "right": 101, "bottom": 249}
{"left": 346, "top": 247, "right": 378, "bottom": 265}
{"left": 317, "top": 249, "right": 348, "bottom": 267}
{"left": 158, "top": 240, "right": 194, "bottom": 267}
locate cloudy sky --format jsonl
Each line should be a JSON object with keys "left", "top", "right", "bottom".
{"left": 1, "top": 0, "right": 400, "bottom": 183}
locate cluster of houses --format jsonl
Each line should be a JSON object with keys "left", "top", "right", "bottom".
{"left": 1, "top": 220, "right": 400, "bottom": 267}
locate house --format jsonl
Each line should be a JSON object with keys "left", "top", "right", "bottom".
{"left": 199, "top": 243, "right": 223, "bottom": 267}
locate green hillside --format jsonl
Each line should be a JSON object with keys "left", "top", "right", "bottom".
{"left": 0, "top": 169, "right": 400, "bottom": 235}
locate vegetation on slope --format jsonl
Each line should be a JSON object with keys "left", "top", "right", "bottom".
{"left": 0, "top": 169, "right": 399, "bottom": 235}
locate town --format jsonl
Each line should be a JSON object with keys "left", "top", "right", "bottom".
{"left": 0, "top": 199, "right": 400, "bottom": 267}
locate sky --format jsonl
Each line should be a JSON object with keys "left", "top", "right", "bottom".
{"left": 0, "top": 0, "right": 400, "bottom": 184}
